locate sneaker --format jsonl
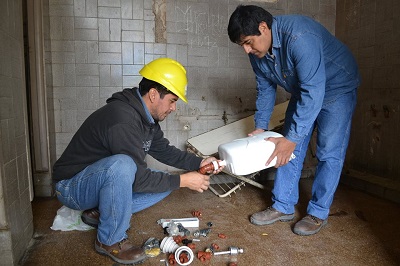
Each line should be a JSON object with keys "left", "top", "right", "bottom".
{"left": 293, "top": 214, "right": 327, "bottom": 236}
{"left": 95, "top": 239, "right": 147, "bottom": 265}
{"left": 250, "top": 206, "right": 294, "bottom": 225}
{"left": 81, "top": 208, "right": 100, "bottom": 228}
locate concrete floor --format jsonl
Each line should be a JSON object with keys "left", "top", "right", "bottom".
{"left": 21, "top": 177, "right": 400, "bottom": 266}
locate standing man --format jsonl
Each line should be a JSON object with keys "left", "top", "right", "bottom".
{"left": 52, "top": 58, "right": 223, "bottom": 264}
{"left": 228, "top": 5, "right": 360, "bottom": 236}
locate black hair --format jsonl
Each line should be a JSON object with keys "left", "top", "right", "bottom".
{"left": 138, "top": 77, "right": 172, "bottom": 99}
{"left": 227, "top": 5, "right": 273, "bottom": 44}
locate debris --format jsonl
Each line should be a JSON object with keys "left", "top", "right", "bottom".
{"left": 210, "top": 243, "right": 219, "bottom": 251}
{"left": 173, "top": 235, "right": 186, "bottom": 244}
{"left": 176, "top": 223, "right": 191, "bottom": 236}
{"left": 143, "top": 237, "right": 161, "bottom": 257}
{"left": 193, "top": 228, "right": 211, "bottom": 237}
{"left": 192, "top": 210, "right": 202, "bottom": 218}
{"left": 175, "top": 246, "right": 194, "bottom": 265}
{"left": 168, "top": 253, "right": 176, "bottom": 265}
{"left": 197, "top": 251, "right": 212, "bottom": 262}
{"left": 160, "top": 236, "right": 179, "bottom": 253}
{"left": 218, "top": 233, "right": 227, "bottom": 239}
{"left": 213, "top": 247, "right": 244, "bottom": 256}
{"left": 157, "top": 218, "right": 200, "bottom": 228}
{"left": 187, "top": 243, "right": 196, "bottom": 249}
{"left": 160, "top": 259, "right": 169, "bottom": 266}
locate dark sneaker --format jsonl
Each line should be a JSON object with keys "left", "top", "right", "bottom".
{"left": 95, "top": 239, "right": 147, "bottom": 265}
{"left": 250, "top": 206, "right": 294, "bottom": 225}
{"left": 81, "top": 208, "right": 100, "bottom": 228}
{"left": 293, "top": 214, "right": 327, "bottom": 236}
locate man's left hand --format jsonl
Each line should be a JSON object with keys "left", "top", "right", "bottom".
{"left": 266, "top": 137, "right": 296, "bottom": 168}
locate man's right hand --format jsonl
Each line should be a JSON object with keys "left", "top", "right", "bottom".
{"left": 180, "top": 172, "right": 210, "bottom": 193}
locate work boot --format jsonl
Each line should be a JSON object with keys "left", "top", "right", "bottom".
{"left": 250, "top": 206, "right": 294, "bottom": 225}
{"left": 95, "top": 239, "right": 147, "bottom": 265}
{"left": 293, "top": 214, "right": 327, "bottom": 236}
{"left": 81, "top": 208, "right": 100, "bottom": 228}
{"left": 82, "top": 208, "right": 132, "bottom": 231}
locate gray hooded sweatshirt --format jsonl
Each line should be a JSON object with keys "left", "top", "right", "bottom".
{"left": 52, "top": 88, "right": 202, "bottom": 192}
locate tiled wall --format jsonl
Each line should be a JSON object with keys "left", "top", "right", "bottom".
{"left": 46, "top": 0, "right": 337, "bottom": 172}
{"left": 0, "top": 0, "right": 34, "bottom": 264}
{"left": 336, "top": 0, "right": 400, "bottom": 180}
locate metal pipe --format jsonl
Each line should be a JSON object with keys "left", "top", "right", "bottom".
{"left": 213, "top": 247, "right": 244, "bottom": 256}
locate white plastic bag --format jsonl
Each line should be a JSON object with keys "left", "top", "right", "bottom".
{"left": 51, "top": 205, "right": 94, "bottom": 231}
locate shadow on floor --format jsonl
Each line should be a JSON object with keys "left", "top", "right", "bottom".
{"left": 21, "top": 178, "right": 400, "bottom": 265}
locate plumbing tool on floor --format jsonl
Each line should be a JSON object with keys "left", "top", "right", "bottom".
{"left": 157, "top": 217, "right": 199, "bottom": 228}
{"left": 213, "top": 246, "right": 244, "bottom": 256}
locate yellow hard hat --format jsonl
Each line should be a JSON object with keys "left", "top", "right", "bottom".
{"left": 139, "top": 58, "right": 188, "bottom": 103}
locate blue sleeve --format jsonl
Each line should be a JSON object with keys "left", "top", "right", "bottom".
{"left": 249, "top": 55, "right": 277, "bottom": 130}
{"left": 285, "top": 33, "right": 325, "bottom": 143}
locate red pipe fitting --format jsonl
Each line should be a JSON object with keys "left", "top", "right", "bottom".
{"left": 191, "top": 210, "right": 202, "bottom": 217}
{"left": 187, "top": 243, "right": 196, "bottom": 249}
{"left": 218, "top": 233, "right": 227, "bottom": 239}
{"left": 173, "top": 235, "right": 186, "bottom": 244}
{"left": 198, "top": 160, "right": 225, "bottom": 174}
{"left": 168, "top": 253, "right": 176, "bottom": 265}
{"left": 179, "top": 253, "right": 189, "bottom": 264}
{"left": 211, "top": 243, "right": 219, "bottom": 250}
{"left": 197, "top": 251, "right": 212, "bottom": 262}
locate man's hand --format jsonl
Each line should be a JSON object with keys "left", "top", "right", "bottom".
{"left": 266, "top": 137, "right": 296, "bottom": 168}
{"left": 180, "top": 172, "right": 210, "bottom": 193}
{"left": 248, "top": 128, "right": 265, "bottom": 136}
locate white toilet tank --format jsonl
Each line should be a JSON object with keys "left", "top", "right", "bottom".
{"left": 218, "top": 131, "right": 292, "bottom": 175}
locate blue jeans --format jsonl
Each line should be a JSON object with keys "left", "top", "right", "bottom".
{"left": 272, "top": 90, "right": 357, "bottom": 220}
{"left": 55, "top": 154, "right": 171, "bottom": 245}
